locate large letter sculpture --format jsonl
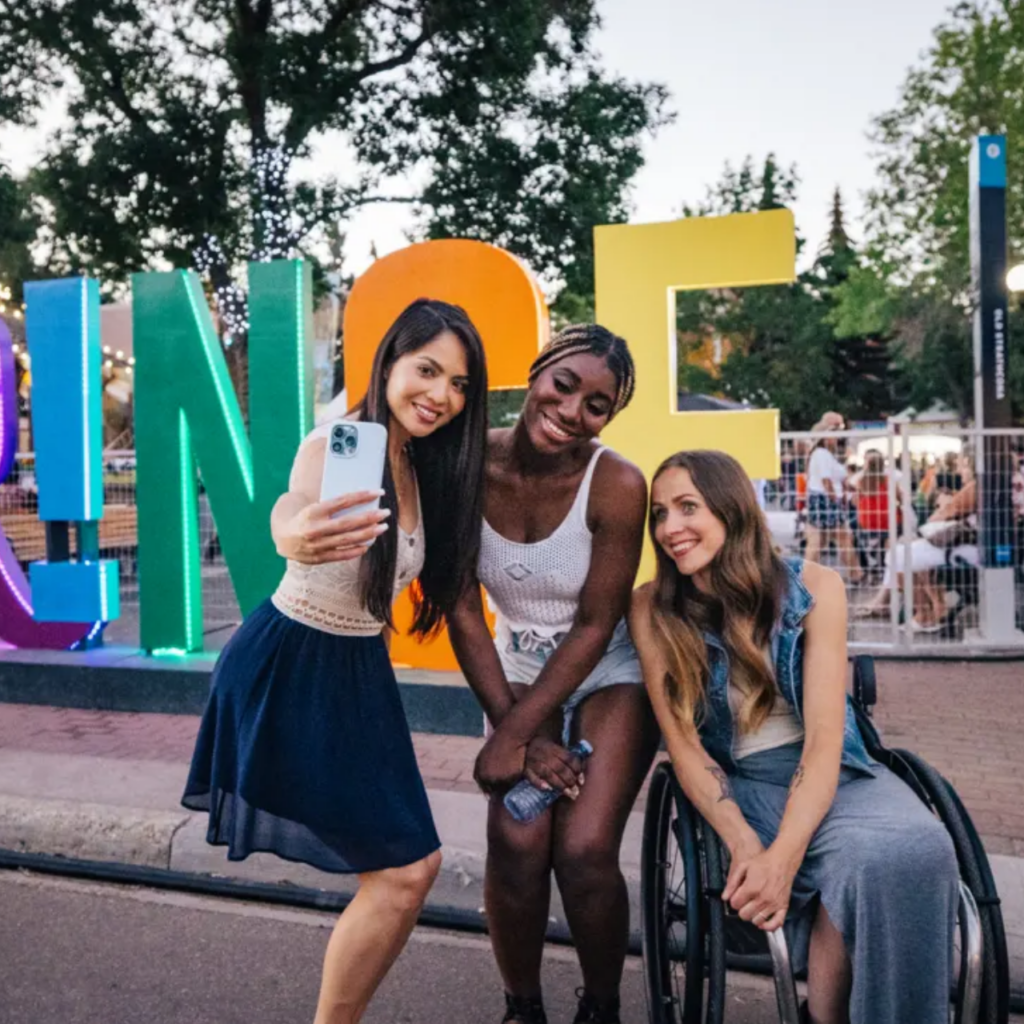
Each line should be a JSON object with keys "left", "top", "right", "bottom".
{"left": 134, "top": 260, "right": 313, "bottom": 652}
{"left": 25, "top": 278, "right": 120, "bottom": 626}
{"left": 0, "top": 287, "right": 99, "bottom": 648}
{"left": 596, "top": 210, "right": 796, "bottom": 577}
{"left": 344, "top": 239, "right": 549, "bottom": 670}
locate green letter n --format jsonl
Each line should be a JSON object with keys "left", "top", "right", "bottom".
{"left": 134, "top": 261, "right": 314, "bottom": 652}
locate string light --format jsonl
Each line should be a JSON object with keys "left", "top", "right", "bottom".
{"left": 193, "top": 232, "right": 249, "bottom": 341}
{"left": 0, "top": 282, "right": 25, "bottom": 322}
{"left": 190, "top": 142, "right": 295, "bottom": 345}
{"left": 252, "top": 144, "right": 295, "bottom": 263}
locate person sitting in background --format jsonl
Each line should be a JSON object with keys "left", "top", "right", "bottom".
{"left": 850, "top": 450, "right": 897, "bottom": 576}
{"left": 934, "top": 451, "right": 962, "bottom": 498}
{"left": 857, "top": 449, "right": 978, "bottom": 630}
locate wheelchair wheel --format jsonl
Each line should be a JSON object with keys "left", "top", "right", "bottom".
{"left": 641, "top": 761, "right": 725, "bottom": 1024}
{"left": 890, "top": 749, "right": 1010, "bottom": 1024}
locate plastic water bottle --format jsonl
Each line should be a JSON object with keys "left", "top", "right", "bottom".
{"left": 503, "top": 739, "right": 594, "bottom": 823}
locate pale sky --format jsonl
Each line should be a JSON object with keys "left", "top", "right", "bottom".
{"left": 0, "top": 0, "right": 954, "bottom": 282}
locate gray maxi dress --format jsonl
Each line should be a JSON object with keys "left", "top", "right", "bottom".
{"left": 729, "top": 741, "right": 959, "bottom": 1024}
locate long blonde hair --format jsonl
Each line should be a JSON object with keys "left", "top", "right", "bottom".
{"left": 648, "top": 451, "right": 789, "bottom": 734}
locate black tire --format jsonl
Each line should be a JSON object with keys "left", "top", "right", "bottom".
{"left": 890, "top": 749, "right": 1009, "bottom": 1024}
{"left": 641, "top": 762, "right": 726, "bottom": 1024}
{"left": 699, "top": 818, "right": 727, "bottom": 1024}
{"left": 850, "top": 654, "right": 877, "bottom": 711}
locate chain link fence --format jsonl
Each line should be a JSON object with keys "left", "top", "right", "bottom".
{"left": 771, "top": 425, "right": 1024, "bottom": 652}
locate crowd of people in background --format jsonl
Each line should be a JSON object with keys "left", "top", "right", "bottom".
{"left": 774, "top": 411, "right": 1024, "bottom": 635}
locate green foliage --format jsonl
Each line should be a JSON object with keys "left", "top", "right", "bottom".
{"left": 0, "top": 0, "right": 669, "bottom": 313}
{"left": 867, "top": 0, "right": 1024, "bottom": 284}
{"left": 861, "top": 0, "right": 1024, "bottom": 420}
{"left": 489, "top": 388, "right": 527, "bottom": 428}
{"left": 0, "top": 163, "right": 37, "bottom": 303}
{"left": 676, "top": 162, "right": 898, "bottom": 429}
{"left": 828, "top": 263, "right": 900, "bottom": 339}
{"left": 681, "top": 153, "right": 800, "bottom": 219}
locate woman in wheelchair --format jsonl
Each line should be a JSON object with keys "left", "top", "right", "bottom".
{"left": 629, "top": 450, "right": 959, "bottom": 1024}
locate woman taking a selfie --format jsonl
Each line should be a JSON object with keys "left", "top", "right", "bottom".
{"left": 630, "top": 450, "right": 958, "bottom": 1024}
{"left": 448, "top": 324, "right": 660, "bottom": 1024}
{"left": 182, "top": 298, "right": 488, "bottom": 1024}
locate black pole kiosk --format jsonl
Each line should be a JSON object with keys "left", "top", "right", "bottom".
{"left": 969, "top": 134, "right": 1018, "bottom": 643}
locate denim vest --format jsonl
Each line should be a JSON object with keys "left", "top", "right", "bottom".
{"left": 697, "top": 558, "right": 877, "bottom": 775}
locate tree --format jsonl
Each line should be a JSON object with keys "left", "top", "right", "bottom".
{"left": 676, "top": 158, "right": 854, "bottom": 429}
{"left": 0, "top": 0, "right": 670, "bottom": 334}
{"left": 0, "top": 162, "right": 37, "bottom": 305}
{"left": 867, "top": 1, "right": 1024, "bottom": 285}
{"left": 857, "top": 0, "right": 1024, "bottom": 419}
{"left": 817, "top": 189, "right": 897, "bottom": 421}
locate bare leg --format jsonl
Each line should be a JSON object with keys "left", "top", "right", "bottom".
{"left": 804, "top": 524, "right": 823, "bottom": 564}
{"left": 911, "top": 572, "right": 945, "bottom": 627}
{"left": 806, "top": 903, "right": 852, "bottom": 1024}
{"left": 552, "top": 684, "right": 660, "bottom": 1003}
{"left": 485, "top": 688, "right": 563, "bottom": 1016}
{"left": 834, "top": 526, "right": 864, "bottom": 583}
{"left": 313, "top": 850, "right": 441, "bottom": 1024}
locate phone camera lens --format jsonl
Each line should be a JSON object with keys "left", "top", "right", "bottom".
{"left": 331, "top": 442, "right": 344, "bottom": 453}
{"left": 344, "top": 435, "right": 357, "bottom": 448}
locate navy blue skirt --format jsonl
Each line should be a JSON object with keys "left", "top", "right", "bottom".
{"left": 182, "top": 599, "right": 440, "bottom": 874}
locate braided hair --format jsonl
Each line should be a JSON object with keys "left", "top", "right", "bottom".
{"left": 527, "top": 324, "right": 636, "bottom": 418}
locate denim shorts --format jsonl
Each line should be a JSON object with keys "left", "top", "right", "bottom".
{"left": 491, "top": 618, "right": 644, "bottom": 744}
{"left": 806, "top": 492, "right": 848, "bottom": 530}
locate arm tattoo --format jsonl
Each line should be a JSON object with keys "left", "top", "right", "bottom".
{"left": 705, "top": 765, "right": 735, "bottom": 803}
{"left": 789, "top": 764, "right": 806, "bottom": 795}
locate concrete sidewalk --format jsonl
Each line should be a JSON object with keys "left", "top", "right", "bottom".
{"left": 0, "top": 656, "right": 1023, "bottom": 1001}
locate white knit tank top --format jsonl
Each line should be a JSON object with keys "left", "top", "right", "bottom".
{"left": 271, "top": 424, "right": 425, "bottom": 637}
{"left": 478, "top": 446, "right": 605, "bottom": 649}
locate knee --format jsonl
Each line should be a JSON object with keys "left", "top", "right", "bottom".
{"left": 371, "top": 849, "right": 441, "bottom": 913}
{"left": 552, "top": 830, "right": 620, "bottom": 889}
{"left": 850, "top": 818, "right": 956, "bottom": 885}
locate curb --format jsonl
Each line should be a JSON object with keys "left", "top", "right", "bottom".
{"left": 0, "top": 794, "right": 188, "bottom": 870}
{"left": 1, "top": 792, "right": 1021, "bottom": 1009}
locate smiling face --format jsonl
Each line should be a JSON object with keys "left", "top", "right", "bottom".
{"left": 651, "top": 467, "right": 727, "bottom": 583}
{"left": 520, "top": 352, "right": 618, "bottom": 454}
{"left": 385, "top": 329, "right": 470, "bottom": 439}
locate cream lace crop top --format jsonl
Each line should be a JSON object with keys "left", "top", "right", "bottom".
{"left": 271, "top": 425, "right": 425, "bottom": 636}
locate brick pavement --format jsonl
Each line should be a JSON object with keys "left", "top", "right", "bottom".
{"left": 0, "top": 658, "right": 1020, "bottom": 852}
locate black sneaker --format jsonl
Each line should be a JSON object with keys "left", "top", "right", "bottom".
{"left": 502, "top": 992, "right": 548, "bottom": 1024}
{"left": 572, "top": 988, "right": 621, "bottom": 1024}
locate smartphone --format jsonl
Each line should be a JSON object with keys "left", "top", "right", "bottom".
{"left": 319, "top": 421, "right": 388, "bottom": 518}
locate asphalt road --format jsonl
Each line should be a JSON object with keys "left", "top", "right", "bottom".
{"left": 0, "top": 869, "right": 789, "bottom": 1024}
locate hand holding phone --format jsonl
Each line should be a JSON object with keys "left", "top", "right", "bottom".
{"left": 320, "top": 422, "right": 388, "bottom": 517}
{"left": 272, "top": 422, "right": 390, "bottom": 565}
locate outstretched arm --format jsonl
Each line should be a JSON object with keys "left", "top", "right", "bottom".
{"left": 271, "top": 437, "right": 391, "bottom": 564}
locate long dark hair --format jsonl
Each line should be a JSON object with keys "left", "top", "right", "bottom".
{"left": 352, "top": 298, "right": 488, "bottom": 636}
{"left": 648, "top": 450, "right": 788, "bottom": 734}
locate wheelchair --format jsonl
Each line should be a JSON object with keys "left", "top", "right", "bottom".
{"left": 640, "top": 656, "right": 1009, "bottom": 1024}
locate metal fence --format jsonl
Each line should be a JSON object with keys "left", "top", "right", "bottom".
{"left": 772, "top": 425, "right": 1024, "bottom": 652}
{"left": 0, "top": 450, "right": 240, "bottom": 647}
{"left": 2, "top": 427, "right": 1023, "bottom": 653}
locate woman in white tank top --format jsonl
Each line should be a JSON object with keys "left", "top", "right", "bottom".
{"left": 448, "top": 325, "right": 660, "bottom": 1024}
